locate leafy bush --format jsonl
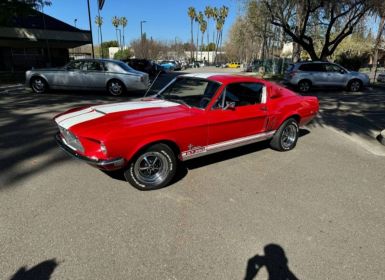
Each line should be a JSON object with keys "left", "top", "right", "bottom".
{"left": 113, "top": 49, "right": 132, "bottom": 60}
{"left": 335, "top": 53, "right": 369, "bottom": 71}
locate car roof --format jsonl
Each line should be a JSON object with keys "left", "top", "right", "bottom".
{"left": 180, "top": 73, "right": 268, "bottom": 85}
{"left": 294, "top": 61, "right": 330, "bottom": 65}
{"left": 73, "top": 58, "right": 123, "bottom": 63}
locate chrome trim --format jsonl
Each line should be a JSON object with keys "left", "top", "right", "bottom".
{"left": 55, "top": 133, "right": 125, "bottom": 170}
{"left": 181, "top": 130, "right": 276, "bottom": 161}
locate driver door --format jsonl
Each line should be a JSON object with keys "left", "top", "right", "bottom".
{"left": 55, "top": 60, "right": 85, "bottom": 89}
{"left": 207, "top": 82, "right": 268, "bottom": 145}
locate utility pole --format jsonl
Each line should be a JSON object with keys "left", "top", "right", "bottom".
{"left": 140, "top": 20, "right": 147, "bottom": 58}
{"left": 87, "top": 0, "right": 95, "bottom": 58}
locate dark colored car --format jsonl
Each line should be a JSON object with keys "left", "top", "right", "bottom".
{"left": 124, "top": 59, "right": 163, "bottom": 78}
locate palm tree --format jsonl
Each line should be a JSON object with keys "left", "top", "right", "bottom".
{"left": 196, "top": 12, "right": 204, "bottom": 60}
{"left": 212, "top": 7, "right": 219, "bottom": 49}
{"left": 204, "top": 6, "right": 212, "bottom": 64}
{"left": 112, "top": 16, "right": 120, "bottom": 48}
{"left": 218, "top": 6, "right": 229, "bottom": 52}
{"left": 95, "top": 15, "right": 103, "bottom": 57}
{"left": 200, "top": 20, "right": 207, "bottom": 63}
{"left": 120, "top": 17, "right": 128, "bottom": 50}
{"left": 213, "top": 6, "right": 229, "bottom": 63}
{"left": 187, "top": 7, "right": 197, "bottom": 61}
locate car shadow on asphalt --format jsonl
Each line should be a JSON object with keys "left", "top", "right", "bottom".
{"left": 290, "top": 85, "right": 385, "bottom": 144}
{"left": 244, "top": 244, "right": 299, "bottom": 280}
{"left": 8, "top": 259, "right": 59, "bottom": 280}
{"left": 103, "top": 129, "right": 310, "bottom": 188}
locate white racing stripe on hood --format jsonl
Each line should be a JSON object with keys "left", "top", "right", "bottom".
{"left": 56, "top": 100, "right": 179, "bottom": 129}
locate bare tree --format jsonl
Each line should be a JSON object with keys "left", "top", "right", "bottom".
{"left": 262, "top": 0, "right": 372, "bottom": 61}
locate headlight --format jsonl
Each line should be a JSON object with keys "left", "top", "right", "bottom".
{"left": 59, "top": 126, "right": 84, "bottom": 153}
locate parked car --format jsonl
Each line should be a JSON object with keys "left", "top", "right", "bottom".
{"left": 159, "top": 60, "right": 182, "bottom": 71}
{"left": 124, "top": 58, "right": 163, "bottom": 78}
{"left": 377, "top": 72, "right": 385, "bottom": 83}
{"left": 284, "top": 61, "right": 370, "bottom": 92}
{"left": 26, "top": 59, "right": 149, "bottom": 96}
{"left": 227, "top": 62, "right": 241, "bottom": 68}
{"left": 54, "top": 73, "right": 319, "bottom": 190}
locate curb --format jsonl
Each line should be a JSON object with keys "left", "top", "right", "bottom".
{"left": 378, "top": 130, "right": 385, "bottom": 146}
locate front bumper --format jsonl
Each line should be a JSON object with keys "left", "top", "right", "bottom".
{"left": 55, "top": 133, "right": 125, "bottom": 171}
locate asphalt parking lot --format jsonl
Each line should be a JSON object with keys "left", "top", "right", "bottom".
{"left": 1, "top": 68, "right": 385, "bottom": 280}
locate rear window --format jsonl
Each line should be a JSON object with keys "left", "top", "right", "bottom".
{"left": 286, "top": 64, "right": 294, "bottom": 72}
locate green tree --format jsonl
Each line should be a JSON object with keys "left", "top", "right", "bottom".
{"left": 204, "top": 6, "right": 213, "bottom": 63}
{"left": 113, "top": 48, "right": 132, "bottom": 60}
{"left": 0, "top": 0, "right": 52, "bottom": 25}
{"left": 112, "top": 16, "right": 121, "bottom": 48}
{"left": 200, "top": 20, "right": 207, "bottom": 62}
{"left": 101, "top": 40, "right": 119, "bottom": 58}
{"left": 195, "top": 11, "right": 204, "bottom": 60}
{"left": 187, "top": 7, "right": 197, "bottom": 60}
{"left": 95, "top": 15, "right": 104, "bottom": 57}
{"left": 120, "top": 16, "right": 128, "bottom": 49}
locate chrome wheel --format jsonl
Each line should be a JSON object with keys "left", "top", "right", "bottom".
{"left": 133, "top": 152, "right": 170, "bottom": 186}
{"left": 280, "top": 124, "right": 297, "bottom": 149}
{"left": 298, "top": 80, "right": 311, "bottom": 92}
{"left": 108, "top": 81, "right": 124, "bottom": 96}
{"left": 31, "top": 78, "right": 46, "bottom": 93}
{"left": 349, "top": 80, "right": 361, "bottom": 92}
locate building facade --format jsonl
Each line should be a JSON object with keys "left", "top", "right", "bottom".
{"left": 0, "top": 7, "right": 91, "bottom": 71}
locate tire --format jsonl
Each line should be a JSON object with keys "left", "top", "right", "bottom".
{"left": 30, "top": 77, "right": 48, "bottom": 94}
{"left": 270, "top": 118, "right": 299, "bottom": 151}
{"left": 297, "top": 80, "right": 311, "bottom": 93}
{"left": 347, "top": 79, "right": 362, "bottom": 92}
{"left": 107, "top": 79, "right": 126, "bottom": 96}
{"left": 124, "top": 143, "right": 177, "bottom": 190}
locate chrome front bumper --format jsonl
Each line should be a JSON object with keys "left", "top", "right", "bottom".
{"left": 55, "top": 133, "right": 125, "bottom": 171}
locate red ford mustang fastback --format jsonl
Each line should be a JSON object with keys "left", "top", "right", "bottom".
{"left": 55, "top": 73, "right": 319, "bottom": 190}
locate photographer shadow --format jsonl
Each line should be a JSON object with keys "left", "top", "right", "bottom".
{"left": 244, "top": 244, "right": 298, "bottom": 280}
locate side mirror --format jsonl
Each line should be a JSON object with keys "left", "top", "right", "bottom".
{"left": 223, "top": 101, "right": 236, "bottom": 110}
{"left": 339, "top": 69, "right": 345, "bottom": 74}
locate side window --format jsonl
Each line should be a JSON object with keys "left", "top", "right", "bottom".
{"left": 84, "top": 61, "right": 103, "bottom": 71}
{"left": 66, "top": 60, "right": 84, "bottom": 70}
{"left": 299, "top": 63, "right": 325, "bottom": 72}
{"left": 325, "top": 64, "right": 344, "bottom": 73}
{"left": 216, "top": 82, "right": 263, "bottom": 108}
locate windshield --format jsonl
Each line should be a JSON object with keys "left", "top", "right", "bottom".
{"left": 157, "top": 77, "right": 221, "bottom": 109}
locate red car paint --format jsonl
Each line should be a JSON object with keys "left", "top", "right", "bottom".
{"left": 54, "top": 74, "right": 319, "bottom": 171}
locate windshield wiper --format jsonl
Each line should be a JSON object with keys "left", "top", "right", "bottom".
{"left": 166, "top": 98, "right": 190, "bottom": 108}
{"left": 160, "top": 95, "right": 190, "bottom": 108}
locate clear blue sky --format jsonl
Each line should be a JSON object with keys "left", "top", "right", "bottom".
{"left": 44, "top": 0, "right": 241, "bottom": 45}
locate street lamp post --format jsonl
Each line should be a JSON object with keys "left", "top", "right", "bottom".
{"left": 140, "top": 20, "right": 147, "bottom": 58}
{"left": 74, "top": 18, "right": 77, "bottom": 28}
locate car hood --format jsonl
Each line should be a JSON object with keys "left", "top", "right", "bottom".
{"left": 54, "top": 99, "right": 189, "bottom": 138}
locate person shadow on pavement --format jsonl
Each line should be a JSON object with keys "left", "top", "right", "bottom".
{"left": 244, "top": 244, "right": 299, "bottom": 280}
{"left": 9, "top": 259, "right": 58, "bottom": 280}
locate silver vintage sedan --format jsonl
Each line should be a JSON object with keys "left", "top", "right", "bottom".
{"left": 26, "top": 59, "right": 149, "bottom": 96}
